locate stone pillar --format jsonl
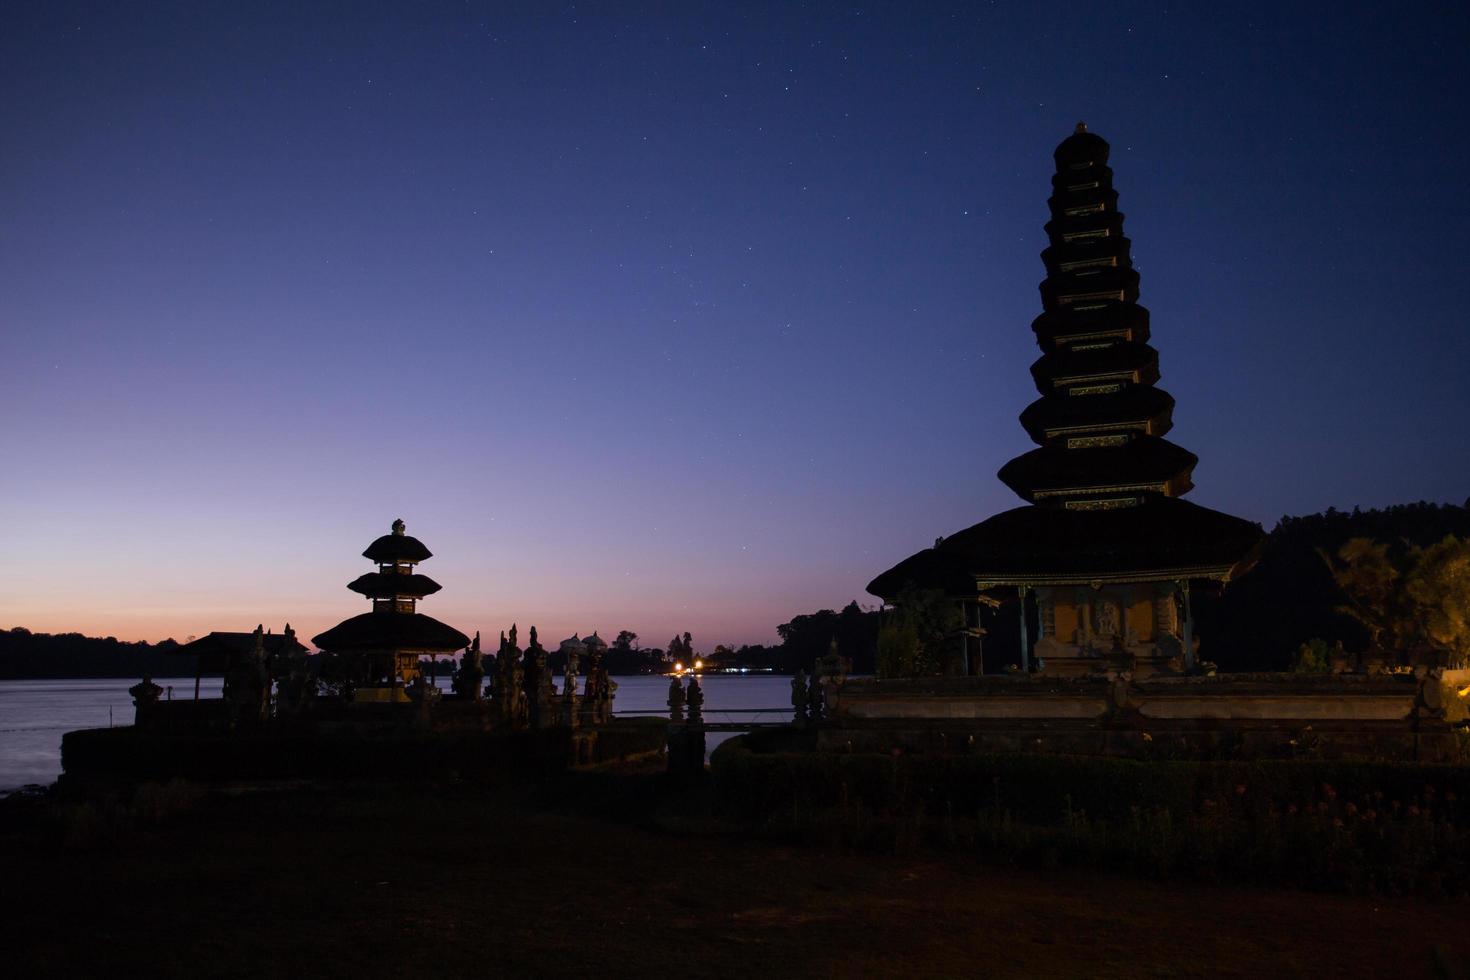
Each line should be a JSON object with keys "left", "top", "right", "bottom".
{"left": 1017, "top": 586, "right": 1031, "bottom": 673}
{"left": 959, "top": 601, "right": 969, "bottom": 677}
{"left": 791, "top": 669, "right": 810, "bottom": 726}
{"left": 129, "top": 676, "right": 163, "bottom": 727}
{"left": 666, "top": 675, "right": 705, "bottom": 777}
{"left": 685, "top": 676, "right": 706, "bottom": 771}
{"left": 1180, "top": 580, "right": 1196, "bottom": 672}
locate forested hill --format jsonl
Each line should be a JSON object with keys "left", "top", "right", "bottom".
{"left": 1201, "top": 500, "right": 1470, "bottom": 671}
{"left": 1272, "top": 501, "right": 1470, "bottom": 549}
{"left": 0, "top": 628, "right": 194, "bottom": 680}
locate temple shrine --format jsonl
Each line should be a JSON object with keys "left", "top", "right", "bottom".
{"left": 313, "top": 519, "right": 470, "bottom": 701}
{"left": 868, "top": 125, "right": 1262, "bottom": 678}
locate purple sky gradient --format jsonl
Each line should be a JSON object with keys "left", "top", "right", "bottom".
{"left": 3, "top": 2, "right": 1467, "bottom": 648}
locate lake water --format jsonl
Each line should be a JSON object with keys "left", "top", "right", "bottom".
{"left": 0, "top": 673, "right": 796, "bottom": 793}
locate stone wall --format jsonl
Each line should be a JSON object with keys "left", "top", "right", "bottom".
{"left": 822, "top": 673, "right": 1463, "bottom": 762}
{"left": 62, "top": 717, "right": 667, "bottom": 783}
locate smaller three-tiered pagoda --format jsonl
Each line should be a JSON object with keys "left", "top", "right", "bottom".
{"left": 313, "top": 519, "right": 470, "bottom": 701}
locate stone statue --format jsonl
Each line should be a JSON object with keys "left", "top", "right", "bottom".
{"left": 523, "top": 627, "right": 555, "bottom": 728}
{"left": 1095, "top": 599, "right": 1121, "bottom": 644}
{"left": 454, "top": 631, "right": 486, "bottom": 702}
{"left": 816, "top": 637, "right": 848, "bottom": 714}
{"left": 581, "top": 654, "right": 597, "bottom": 696}
{"left": 129, "top": 676, "right": 163, "bottom": 722}
{"left": 1108, "top": 635, "right": 1135, "bottom": 673}
{"left": 685, "top": 675, "right": 705, "bottom": 723}
{"left": 580, "top": 648, "right": 614, "bottom": 725}
{"left": 1103, "top": 658, "right": 1141, "bottom": 727}
{"left": 817, "top": 637, "right": 846, "bottom": 679}
{"left": 272, "top": 624, "right": 313, "bottom": 715}
{"left": 580, "top": 651, "right": 601, "bottom": 724}
{"left": 486, "top": 632, "right": 504, "bottom": 701}
{"left": 224, "top": 625, "right": 270, "bottom": 728}
{"left": 408, "top": 671, "right": 441, "bottom": 704}
{"left": 791, "top": 668, "right": 810, "bottom": 724}
{"left": 1414, "top": 661, "right": 1448, "bottom": 725}
{"left": 496, "top": 628, "right": 527, "bottom": 729}
{"left": 1154, "top": 630, "right": 1184, "bottom": 666}
{"left": 563, "top": 642, "right": 579, "bottom": 698}
{"left": 129, "top": 675, "right": 163, "bottom": 729}
{"left": 1108, "top": 670, "right": 1133, "bottom": 713}
{"left": 602, "top": 672, "right": 618, "bottom": 725}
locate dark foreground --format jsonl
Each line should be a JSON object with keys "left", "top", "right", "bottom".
{"left": 2, "top": 772, "right": 1466, "bottom": 979}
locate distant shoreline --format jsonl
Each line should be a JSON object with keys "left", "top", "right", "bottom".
{"left": 0, "top": 672, "right": 225, "bottom": 682}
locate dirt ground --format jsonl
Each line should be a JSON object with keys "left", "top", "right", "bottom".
{"left": 2, "top": 777, "right": 1467, "bottom": 979}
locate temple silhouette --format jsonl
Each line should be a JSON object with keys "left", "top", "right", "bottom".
{"left": 869, "top": 124, "right": 1262, "bottom": 677}
{"left": 313, "top": 519, "right": 470, "bottom": 701}
{"left": 69, "top": 127, "right": 1466, "bottom": 784}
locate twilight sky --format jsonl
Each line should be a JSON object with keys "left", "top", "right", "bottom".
{"left": 3, "top": 2, "right": 1468, "bottom": 649}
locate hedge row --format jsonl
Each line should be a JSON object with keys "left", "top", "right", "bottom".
{"left": 709, "top": 738, "right": 1470, "bottom": 892}
{"left": 709, "top": 736, "right": 1470, "bottom": 823}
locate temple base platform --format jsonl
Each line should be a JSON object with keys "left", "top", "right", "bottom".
{"left": 351, "top": 686, "right": 414, "bottom": 704}
{"left": 822, "top": 671, "right": 1468, "bottom": 763}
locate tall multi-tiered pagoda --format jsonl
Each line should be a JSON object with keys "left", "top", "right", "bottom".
{"left": 869, "top": 124, "right": 1262, "bottom": 677}
{"left": 313, "top": 519, "right": 470, "bottom": 701}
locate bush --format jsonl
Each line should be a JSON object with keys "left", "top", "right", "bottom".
{"left": 1293, "top": 637, "right": 1338, "bottom": 673}
{"left": 710, "top": 737, "right": 1470, "bottom": 892}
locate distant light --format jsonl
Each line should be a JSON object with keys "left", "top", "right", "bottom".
{"left": 674, "top": 662, "right": 684, "bottom": 674}
{"left": 694, "top": 659, "right": 703, "bottom": 670}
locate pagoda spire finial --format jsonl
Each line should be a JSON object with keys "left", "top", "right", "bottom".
{"left": 392, "top": 518, "right": 406, "bottom": 536}
{"left": 1075, "top": 121, "right": 1087, "bottom": 133}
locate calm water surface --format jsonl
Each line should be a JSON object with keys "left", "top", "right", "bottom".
{"left": 0, "top": 673, "right": 796, "bottom": 792}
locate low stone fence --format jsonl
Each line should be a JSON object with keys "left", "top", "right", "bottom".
{"left": 135, "top": 698, "right": 230, "bottom": 733}
{"left": 137, "top": 694, "right": 602, "bottom": 737}
{"left": 62, "top": 717, "right": 667, "bottom": 783}
{"left": 823, "top": 672, "right": 1464, "bottom": 762}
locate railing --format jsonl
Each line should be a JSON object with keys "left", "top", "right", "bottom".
{"left": 619, "top": 706, "right": 799, "bottom": 732}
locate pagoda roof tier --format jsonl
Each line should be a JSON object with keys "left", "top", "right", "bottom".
{"left": 1053, "top": 126, "right": 1111, "bottom": 170}
{"left": 1029, "top": 342, "right": 1160, "bottom": 396}
{"left": 1050, "top": 164, "right": 1113, "bottom": 191}
{"left": 1047, "top": 185, "right": 1119, "bottom": 218}
{"left": 1039, "top": 266, "right": 1140, "bottom": 312}
{"left": 312, "top": 611, "right": 469, "bottom": 654}
{"left": 1031, "top": 304, "right": 1150, "bottom": 351}
{"left": 168, "top": 631, "right": 307, "bottom": 666}
{"left": 346, "top": 571, "right": 443, "bottom": 600}
{"left": 1019, "top": 385, "right": 1175, "bottom": 445}
{"left": 997, "top": 436, "right": 1197, "bottom": 503}
{"left": 1040, "top": 236, "right": 1133, "bottom": 278}
{"left": 363, "top": 532, "right": 433, "bottom": 564}
{"left": 1044, "top": 210, "right": 1125, "bottom": 245}
{"left": 867, "top": 497, "right": 1262, "bottom": 597}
